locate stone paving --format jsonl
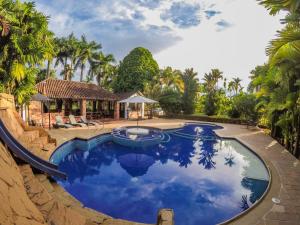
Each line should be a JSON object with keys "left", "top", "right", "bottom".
{"left": 49, "top": 119, "right": 300, "bottom": 225}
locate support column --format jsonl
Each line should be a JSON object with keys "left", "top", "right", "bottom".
{"left": 125, "top": 103, "right": 129, "bottom": 119}
{"left": 114, "top": 101, "right": 120, "bottom": 120}
{"left": 80, "top": 99, "right": 87, "bottom": 117}
{"left": 92, "top": 101, "right": 97, "bottom": 112}
{"left": 141, "top": 102, "right": 145, "bottom": 119}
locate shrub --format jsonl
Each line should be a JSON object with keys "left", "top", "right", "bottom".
{"left": 159, "top": 88, "right": 182, "bottom": 115}
{"left": 229, "top": 94, "right": 258, "bottom": 121}
{"left": 204, "top": 93, "right": 217, "bottom": 116}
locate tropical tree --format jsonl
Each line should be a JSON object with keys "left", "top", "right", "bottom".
{"left": 159, "top": 88, "right": 182, "bottom": 116}
{"left": 254, "top": 0, "right": 300, "bottom": 157}
{"left": 112, "top": 47, "right": 159, "bottom": 92}
{"left": 0, "top": 0, "right": 55, "bottom": 104}
{"left": 181, "top": 68, "right": 199, "bottom": 114}
{"left": 75, "top": 35, "right": 101, "bottom": 82}
{"left": 89, "top": 52, "right": 115, "bottom": 86}
{"left": 55, "top": 33, "right": 80, "bottom": 80}
{"left": 228, "top": 77, "right": 243, "bottom": 96}
{"left": 202, "top": 69, "right": 224, "bottom": 115}
{"left": 159, "top": 67, "right": 184, "bottom": 92}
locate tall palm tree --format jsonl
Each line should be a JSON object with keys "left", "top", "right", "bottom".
{"left": 55, "top": 33, "right": 80, "bottom": 81}
{"left": 88, "top": 52, "right": 115, "bottom": 86}
{"left": 75, "top": 35, "right": 101, "bottom": 82}
{"left": 181, "top": 68, "right": 199, "bottom": 114}
{"left": 159, "top": 67, "right": 184, "bottom": 92}
{"left": 228, "top": 77, "right": 242, "bottom": 95}
{"left": 211, "top": 68, "right": 223, "bottom": 89}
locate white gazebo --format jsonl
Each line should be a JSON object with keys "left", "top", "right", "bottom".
{"left": 119, "top": 95, "right": 158, "bottom": 120}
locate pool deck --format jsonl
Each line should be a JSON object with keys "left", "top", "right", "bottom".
{"left": 48, "top": 118, "right": 300, "bottom": 225}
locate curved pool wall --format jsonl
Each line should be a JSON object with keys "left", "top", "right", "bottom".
{"left": 111, "top": 126, "right": 164, "bottom": 147}
{"left": 50, "top": 123, "right": 270, "bottom": 225}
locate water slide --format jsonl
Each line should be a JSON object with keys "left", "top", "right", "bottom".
{"left": 0, "top": 119, "right": 66, "bottom": 179}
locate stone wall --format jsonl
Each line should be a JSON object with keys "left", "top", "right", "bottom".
{"left": 0, "top": 93, "right": 15, "bottom": 109}
{"left": 28, "top": 101, "right": 65, "bottom": 128}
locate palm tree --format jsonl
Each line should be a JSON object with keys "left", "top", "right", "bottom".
{"left": 55, "top": 33, "right": 80, "bottom": 81}
{"left": 181, "top": 68, "right": 199, "bottom": 114}
{"left": 88, "top": 52, "right": 115, "bottom": 86}
{"left": 258, "top": 0, "right": 300, "bottom": 15}
{"left": 228, "top": 77, "right": 242, "bottom": 96}
{"left": 75, "top": 35, "right": 101, "bottom": 82}
{"left": 203, "top": 69, "right": 223, "bottom": 92}
{"left": 211, "top": 68, "right": 223, "bottom": 89}
{"left": 253, "top": 0, "right": 300, "bottom": 157}
{"left": 159, "top": 67, "right": 184, "bottom": 92}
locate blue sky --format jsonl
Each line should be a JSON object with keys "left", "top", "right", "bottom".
{"left": 35, "top": 0, "right": 283, "bottom": 87}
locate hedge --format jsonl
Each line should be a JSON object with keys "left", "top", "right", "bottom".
{"left": 159, "top": 114, "right": 248, "bottom": 125}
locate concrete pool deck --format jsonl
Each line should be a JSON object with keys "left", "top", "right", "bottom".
{"left": 48, "top": 118, "right": 300, "bottom": 225}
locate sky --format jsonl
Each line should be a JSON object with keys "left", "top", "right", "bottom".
{"left": 34, "top": 0, "right": 284, "bottom": 87}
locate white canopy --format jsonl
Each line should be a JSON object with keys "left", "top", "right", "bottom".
{"left": 119, "top": 95, "right": 158, "bottom": 104}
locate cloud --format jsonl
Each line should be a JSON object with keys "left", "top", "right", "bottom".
{"left": 133, "top": 0, "right": 162, "bottom": 9}
{"left": 160, "top": 2, "right": 201, "bottom": 28}
{"left": 216, "top": 19, "right": 233, "bottom": 31}
{"left": 204, "top": 10, "right": 221, "bottom": 19}
{"left": 34, "top": 0, "right": 180, "bottom": 60}
{"left": 132, "top": 10, "right": 145, "bottom": 21}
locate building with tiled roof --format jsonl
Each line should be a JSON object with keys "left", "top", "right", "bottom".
{"left": 36, "top": 79, "right": 117, "bottom": 100}
{"left": 28, "top": 79, "right": 151, "bottom": 127}
{"left": 29, "top": 79, "right": 120, "bottom": 127}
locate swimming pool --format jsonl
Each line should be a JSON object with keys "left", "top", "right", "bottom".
{"left": 51, "top": 123, "right": 270, "bottom": 225}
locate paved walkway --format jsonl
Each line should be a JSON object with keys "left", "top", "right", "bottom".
{"left": 48, "top": 119, "right": 300, "bottom": 225}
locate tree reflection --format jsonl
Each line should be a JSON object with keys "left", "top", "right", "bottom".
{"left": 240, "top": 195, "right": 249, "bottom": 211}
{"left": 196, "top": 139, "right": 218, "bottom": 170}
{"left": 241, "top": 177, "right": 269, "bottom": 204}
{"left": 59, "top": 126, "right": 222, "bottom": 180}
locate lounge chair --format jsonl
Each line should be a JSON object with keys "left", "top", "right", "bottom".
{"left": 80, "top": 116, "right": 99, "bottom": 126}
{"left": 55, "top": 116, "right": 73, "bottom": 128}
{"left": 69, "top": 115, "right": 87, "bottom": 127}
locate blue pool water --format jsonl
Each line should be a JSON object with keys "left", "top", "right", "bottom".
{"left": 51, "top": 123, "right": 269, "bottom": 225}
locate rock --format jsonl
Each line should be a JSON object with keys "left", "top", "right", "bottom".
{"left": 0, "top": 143, "right": 47, "bottom": 225}
{"left": 156, "top": 209, "right": 174, "bottom": 225}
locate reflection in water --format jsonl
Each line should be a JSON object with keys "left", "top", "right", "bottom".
{"left": 118, "top": 154, "right": 155, "bottom": 177}
{"left": 240, "top": 195, "right": 250, "bottom": 211}
{"left": 54, "top": 124, "right": 269, "bottom": 225}
{"left": 241, "top": 177, "right": 269, "bottom": 204}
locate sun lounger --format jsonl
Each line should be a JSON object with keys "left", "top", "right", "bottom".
{"left": 69, "top": 115, "right": 87, "bottom": 127}
{"left": 80, "top": 116, "right": 99, "bottom": 126}
{"left": 55, "top": 116, "right": 73, "bottom": 128}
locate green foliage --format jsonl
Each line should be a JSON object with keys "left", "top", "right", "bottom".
{"left": 204, "top": 92, "right": 217, "bottom": 116}
{"left": 181, "top": 68, "right": 199, "bottom": 114}
{"left": 159, "top": 88, "right": 182, "bottom": 116}
{"left": 0, "top": 0, "right": 55, "bottom": 104}
{"left": 112, "top": 47, "right": 159, "bottom": 92}
{"left": 159, "top": 67, "right": 184, "bottom": 92}
{"left": 36, "top": 68, "right": 56, "bottom": 83}
{"left": 251, "top": 0, "right": 300, "bottom": 157}
{"left": 229, "top": 94, "right": 258, "bottom": 121}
